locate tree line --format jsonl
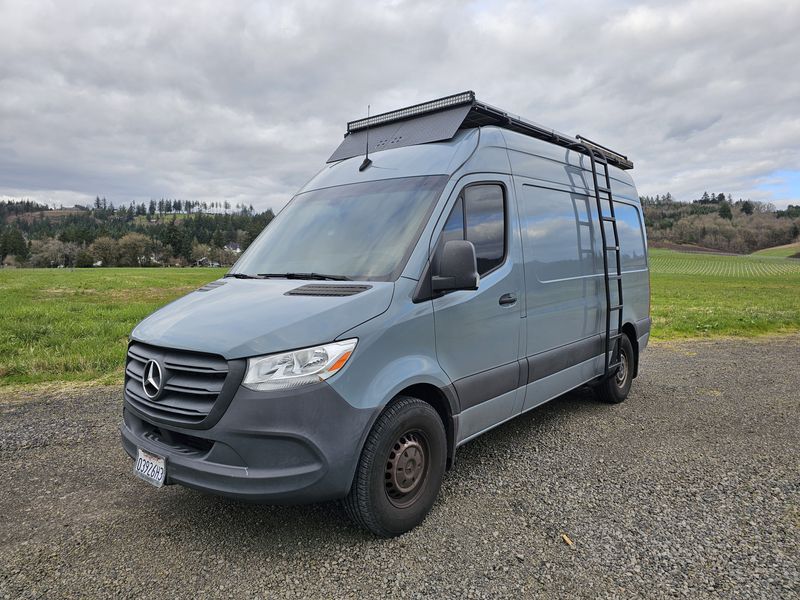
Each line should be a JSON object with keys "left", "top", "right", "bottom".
{"left": 0, "top": 198, "right": 274, "bottom": 268}
{"left": 640, "top": 192, "right": 799, "bottom": 254}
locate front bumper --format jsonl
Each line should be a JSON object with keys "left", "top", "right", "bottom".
{"left": 120, "top": 382, "right": 374, "bottom": 503}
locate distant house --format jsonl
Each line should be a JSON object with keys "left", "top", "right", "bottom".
{"left": 193, "top": 257, "right": 221, "bottom": 268}
{"left": 224, "top": 242, "right": 241, "bottom": 254}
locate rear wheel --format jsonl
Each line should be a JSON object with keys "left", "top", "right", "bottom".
{"left": 596, "top": 333, "right": 634, "bottom": 404}
{"left": 343, "top": 396, "right": 446, "bottom": 537}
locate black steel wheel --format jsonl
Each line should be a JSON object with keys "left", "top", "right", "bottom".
{"left": 343, "top": 396, "right": 446, "bottom": 537}
{"left": 596, "top": 333, "right": 634, "bottom": 404}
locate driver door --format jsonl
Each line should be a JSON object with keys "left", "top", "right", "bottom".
{"left": 431, "top": 177, "right": 526, "bottom": 442}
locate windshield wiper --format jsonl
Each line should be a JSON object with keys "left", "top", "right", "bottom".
{"left": 223, "top": 272, "right": 264, "bottom": 279}
{"left": 257, "top": 272, "right": 352, "bottom": 281}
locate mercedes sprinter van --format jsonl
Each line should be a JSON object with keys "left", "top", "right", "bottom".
{"left": 121, "top": 91, "right": 651, "bottom": 537}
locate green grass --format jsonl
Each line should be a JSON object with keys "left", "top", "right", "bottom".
{"left": 752, "top": 242, "right": 800, "bottom": 258}
{"left": 1, "top": 251, "right": 799, "bottom": 387}
{"left": 649, "top": 249, "right": 800, "bottom": 340}
{"left": 0, "top": 268, "right": 225, "bottom": 386}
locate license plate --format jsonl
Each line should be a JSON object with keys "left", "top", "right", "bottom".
{"left": 134, "top": 448, "right": 166, "bottom": 488}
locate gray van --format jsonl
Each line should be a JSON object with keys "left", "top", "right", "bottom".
{"left": 120, "top": 92, "right": 650, "bottom": 537}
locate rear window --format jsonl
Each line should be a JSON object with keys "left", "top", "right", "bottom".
{"left": 614, "top": 204, "right": 647, "bottom": 270}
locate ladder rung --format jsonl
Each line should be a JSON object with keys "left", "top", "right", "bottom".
{"left": 597, "top": 185, "right": 612, "bottom": 194}
{"left": 580, "top": 249, "right": 594, "bottom": 254}
{"left": 601, "top": 216, "right": 616, "bottom": 222}
{"left": 607, "top": 361, "right": 622, "bottom": 370}
{"left": 608, "top": 273, "right": 622, "bottom": 280}
{"left": 577, "top": 220, "right": 591, "bottom": 226}
{"left": 605, "top": 245, "right": 619, "bottom": 251}
{"left": 609, "top": 304, "right": 623, "bottom": 311}
{"left": 608, "top": 333, "right": 623, "bottom": 341}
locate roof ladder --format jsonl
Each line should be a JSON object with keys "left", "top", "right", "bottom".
{"left": 579, "top": 140, "right": 625, "bottom": 377}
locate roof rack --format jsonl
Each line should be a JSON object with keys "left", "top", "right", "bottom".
{"left": 329, "top": 90, "right": 633, "bottom": 170}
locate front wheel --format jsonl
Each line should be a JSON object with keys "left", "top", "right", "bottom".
{"left": 596, "top": 333, "right": 634, "bottom": 404}
{"left": 343, "top": 396, "right": 446, "bottom": 537}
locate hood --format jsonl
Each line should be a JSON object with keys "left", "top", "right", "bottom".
{"left": 131, "top": 278, "right": 394, "bottom": 359}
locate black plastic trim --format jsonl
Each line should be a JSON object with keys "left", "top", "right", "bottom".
{"left": 285, "top": 284, "right": 372, "bottom": 297}
{"left": 453, "top": 361, "right": 519, "bottom": 411}
{"left": 527, "top": 335, "right": 603, "bottom": 384}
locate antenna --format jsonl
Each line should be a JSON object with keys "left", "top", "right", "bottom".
{"left": 359, "top": 104, "right": 372, "bottom": 172}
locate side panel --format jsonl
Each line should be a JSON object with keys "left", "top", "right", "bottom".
{"left": 516, "top": 182, "right": 605, "bottom": 357}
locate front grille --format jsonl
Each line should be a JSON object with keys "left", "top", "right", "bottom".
{"left": 125, "top": 342, "right": 232, "bottom": 427}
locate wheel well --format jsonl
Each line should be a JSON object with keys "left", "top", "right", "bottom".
{"left": 393, "top": 383, "right": 456, "bottom": 470}
{"left": 622, "top": 322, "right": 639, "bottom": 378}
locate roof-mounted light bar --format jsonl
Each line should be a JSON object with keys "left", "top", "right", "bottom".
{"left": 347, "top": 90, "right": 475, "bottom": 133}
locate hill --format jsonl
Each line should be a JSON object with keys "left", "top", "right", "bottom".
{"left": 642, "top": 193, "right": 799, "bottom": 254}
{"left": 1, "top": 198, "right": 274, "bottom": 268}
{"left": 752, "top": 242, "right": 800, "bottom": 258}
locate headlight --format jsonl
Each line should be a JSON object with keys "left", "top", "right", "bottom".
{"left": 242, "top": 339, "right": 357, "bottom": 391}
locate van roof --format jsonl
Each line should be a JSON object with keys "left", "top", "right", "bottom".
{"left": 328, "top": 91, "right": 633, "bottom": 171}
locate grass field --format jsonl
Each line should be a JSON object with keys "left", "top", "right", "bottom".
{"left": 1, "top": 249, "right": 799, "bottom": 387}
{"left": 0, "top": 268, "right": 225, "bottom": 387}
{"left": 752, "top": 242, "right": 800, "bottom": 257}
{"left": 649, "top": 249, "right": 800, "bottom": 339}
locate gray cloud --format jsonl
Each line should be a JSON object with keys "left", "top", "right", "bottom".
{"left": 1, "top": 0, "right": 798, "bottom": 210}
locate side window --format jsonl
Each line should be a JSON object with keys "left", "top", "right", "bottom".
{"left": 465, "top": 185, "right": 505, "bottom": 275}
{"left": 613, "top": 204, "right": 647, "bottom": 270}
{"left": 520, "top": 185, "right": 597, "bottom": 282}
{"left": 440, "top": 197, "right": 463, "bottom": 247}
{"left": 439, "top": 185, "right": 506, "bottom": 276}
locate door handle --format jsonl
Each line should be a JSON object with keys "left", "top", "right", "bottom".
{"left": 499, "top": 293, "right": 517, "bottom": 306}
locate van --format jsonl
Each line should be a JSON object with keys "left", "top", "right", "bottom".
{"left": 120, "top": 91, "right": 650, "bottom": 537}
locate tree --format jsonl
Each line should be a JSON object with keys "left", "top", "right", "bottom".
{"left": 211, "top": 228, "right": 226, "bottom": 249}
{"left": 2, "top": 226, "right": 29, "bottom": 260}
{"left": 90, "top": 236, "right": 119, "bottom": 266}
{"left": 75, "top": 248, "right": 94, "bottom": 268}
{"left": 148, "top": 200, "right": 156, "bottom": 217}
{"left": 28, "top": 239, "right": 77, "bottom": 267}
{"left": 740, "top": 200, "right": 754, "bottom": 215}
{"left": 117, "top": 233, "right": 150, "bottom": 266}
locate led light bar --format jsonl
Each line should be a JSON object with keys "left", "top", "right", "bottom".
{"left": 347, "top": 91, "right": 476, "bottom": 133}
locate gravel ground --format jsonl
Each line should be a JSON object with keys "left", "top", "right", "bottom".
{"left": 1, "top": 336, "right": 798, "bottom": 599}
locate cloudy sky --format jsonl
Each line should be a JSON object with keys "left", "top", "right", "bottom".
{"left": 1, "top": 0, "right": 798, "bottom": 211}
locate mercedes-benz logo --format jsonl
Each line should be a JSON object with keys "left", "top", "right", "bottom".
{"left": 142, "top": 359, "right": 163, "bottom": 399}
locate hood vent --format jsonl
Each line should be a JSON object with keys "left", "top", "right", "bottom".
{"left": 197, "top": 280, "right": 227, "bottom": 292}
{"left": 285, "top": 284, "right": 372, "bottom": 297}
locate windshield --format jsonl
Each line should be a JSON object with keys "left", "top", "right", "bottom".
{"left": 232, "top": 175, "right": 448, "bottom": 281}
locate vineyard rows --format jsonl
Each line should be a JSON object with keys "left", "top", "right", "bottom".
{"left": 649, "top": 252, "right": 800, "bottom": 278}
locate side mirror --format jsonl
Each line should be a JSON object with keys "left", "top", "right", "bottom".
{"left": 432, "top": 240, "right": 479, "bottom": 292}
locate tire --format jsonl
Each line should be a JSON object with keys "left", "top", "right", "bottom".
{"left": 596, "top": 333, "right": 634, "bottom": 404}
{"left": 343, "top": 396, "right": 447, "bottom": 537}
